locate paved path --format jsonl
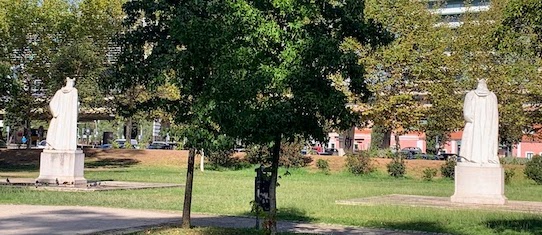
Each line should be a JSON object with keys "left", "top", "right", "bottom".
{"left": 0, "top": 204, "right": 438, "bottom": 235}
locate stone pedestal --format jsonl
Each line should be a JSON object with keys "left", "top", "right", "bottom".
{"left": 451, "top": 163, "right": 507, "bottom": 205}
{"left": 36, "top": 150, "right": 87, "bottom": 186}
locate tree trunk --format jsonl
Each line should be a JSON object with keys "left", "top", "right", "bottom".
{"left": 182, "top": 147, "right": 196, "bottom": 228}
{"left": 25, "top": 120, "right": 31, "bottom": 150}
{"left": 266, "top": 135, "right": 281, "bottom": 234}
{"left": 381, "top": 128, "right": 392, "bottom": 149}
{"left": 125, "top": 118, "right": 132, "bottom": 141}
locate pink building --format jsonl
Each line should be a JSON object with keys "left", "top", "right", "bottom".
{"left": 327, "top": 128, "right": 542, "bottom": 158}
{"left": 327, "top": 128, "right": 426, "bottom": 152}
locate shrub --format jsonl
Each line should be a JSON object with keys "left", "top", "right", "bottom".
{"left": 368, "top": 148, "right": 393, "bottom": 158}
{"left": 422, "top": 168, "right": 437, "bottom": 181}
{"left": 387, "top": 156, "right": 406, "bottom": 177}
{"left": 316, "top": 159, "right": 330, "bottom": 174}
{"left": 524, "top": 155, "right": 542, "bottom": 185}
{"left": 207, "top": 135, "right": 249, "bottom": 170}
{"left": 441, "top": 157, "right": 457, "bottom": 179}
{"left": 501, "top": 156, "right": 529, "bottom": 165}
{"left": 345, "top": 151, "right": 375, "bottom": 175}
{"left": 245, "top": 138, "right": 312, "bottom": 168}
{"left": 504, "top": 168, "right": 515, "bottom": 185}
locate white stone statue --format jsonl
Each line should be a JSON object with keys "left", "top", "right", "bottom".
{"left": 459, "top": 79, "right": 499, "bottom": 164}
{"left": 46, "top": 77, "right": 79, "bottom": 151}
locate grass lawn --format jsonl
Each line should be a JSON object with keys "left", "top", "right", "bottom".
{"left": 1, "top": 149, "right": 542, "bottom": 235}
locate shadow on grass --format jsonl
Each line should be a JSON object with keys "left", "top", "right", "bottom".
{"left": 85, "top": 158, "right": 140, "bottom": 168}
{"left": 240, "top": 207, "right": 314, "bottom": 223}
{"left": 0, "top": 160, "right": 38, "bottom": 171}
{"left": 486, "top": 218, "right": 542, "bottom": 234}
{"left": 371, "top": 221, "right": 467, "bottom": 235}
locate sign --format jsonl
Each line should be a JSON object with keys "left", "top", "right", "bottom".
{"left": 338, "top": 126, "right": 355, "bottom": 156}
{"left": 255, "top": 165, "right": 271, "bottom": 212}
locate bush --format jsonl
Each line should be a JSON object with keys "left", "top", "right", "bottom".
{"left": 501, "top": 156, "right": 529, "bottom": 165}
{"left": 345, "top": 151, "right": 375, "bottom": 175}
{"left": 441, "top": 157, "right": 457, "bottom": 179}
{"left": 422, "top": 168, "right": 437, "bottom": 181}
{"left": 207, "top": 135, "right": 249, "bottom": 170}
{"left": 524, "top": 155, "right": 542, "bottom": 185}
{"left": 368, "top": 148, "right": 393, "bottom": 158}
{"left": 387, "top": 156, "right": 406, "bottom": 177}
{"left": 316, "top": 159, "right": 330, "bottom": 174}
{"left": 245, "top": 138, "right": 312, "bottom": 168}
{"left": 504, "top": 168, "right": 515, "bottom": 185}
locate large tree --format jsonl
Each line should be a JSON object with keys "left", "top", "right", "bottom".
{"left": 496, "top": 0, "right": 542, "bottom": 141}
{"left": 358, "top": 0, "right": 459, "bottom": 150}
{"left": 0, "top": 0, "right": 125, "bottom": 146}
{"left": 116, "top": 0, "right": 389, "bottom": 233}
{"left": 449, "top": 0, "right": 541, "bottom": 155}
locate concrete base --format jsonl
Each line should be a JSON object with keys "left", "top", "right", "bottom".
{"left": 36, "top": 150, "right": 87, "bottom": 186}
{"left": 451, "top": 163, "right": 507, "bottom": 205}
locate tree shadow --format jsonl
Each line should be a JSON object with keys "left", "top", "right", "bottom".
{"left": 239, "top": 207, "right": 314, "bottom": 223}
{"left": 370, "top": 221, "right": 467, "bottom": 235}
{"left": 485, "top": 218, "right": 542, "bottom": 234}
{"left": 0, "top": 160, "right": 38, "bottom": 171}
{"left": 277, "top": 207, "right": 314, "bottom": 222}
{"left": 85, "top": 158, "right": 140, "bottom": 168}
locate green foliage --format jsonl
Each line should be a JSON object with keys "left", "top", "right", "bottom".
{"left": 524, "top": 155, "right": 542, "bottom": 185}
{"left": 316, "top": 159, "right": 330, "bottom": 175}
{"left": 367, "top": 148, "right": 393, "bottom": 158}
{"left": 111, "top": 140, "right": 120, "bottom": 149}
{"left": 345, "top": 151, "right": 375, "bottom": 175}
{"left": 369, "top": 125, "right": 388, "bottom": 150}
{"left": 205, "top": 135, "right": 249, "bottom": 170}
{"left": 386, "top": 156, "right": 406, "bottom": 178}
{"left": 245, "top": 139, "right": 312, "bottom": 168}
{"left": 422, "top": 168, "right": 437, "bottom": 181}
{"left": 440, "top": 157, "right": 457, "bottom": 179}
{"left": 500, "top": 156, "right": 529, "bottom": 165}
{"left": 505, "top": 168, "right": 516, "bottom": 185}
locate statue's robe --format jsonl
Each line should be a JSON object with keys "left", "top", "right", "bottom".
{"left": 46, "top": 87, "right": 78, "bottom": 151}
{"left": 459, "top": 89, "right": 499, "bottom": 164}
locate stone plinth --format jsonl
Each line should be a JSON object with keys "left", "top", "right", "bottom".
{"left": 36, "top": 150, "right": 87, "bottom": 186}
{"left": 451, "top": 163, "right": 507, "bottom": 205}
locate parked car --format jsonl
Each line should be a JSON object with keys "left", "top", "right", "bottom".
{"left": 115, "top": 139, "right": 139, "bottom": 149}
{"left": 37, "top": 140, "right": 47, "bottom": 149}
{"left": 147, "top": 141, "right": 170, "bottom": 149}
{"left": 400, "top": 147, "right": 422, "bottom": 159}
{"left": 318, "top": 148, "right": 338, "bottom": 155}
{"left": 99, "top": 144, "right": 112, "bottom": 149}
{"left": 437, "top": 153, "right": 459, "bottom": 161}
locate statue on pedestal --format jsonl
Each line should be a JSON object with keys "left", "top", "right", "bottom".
{"left": 46, "top": 77, "right": 78, "bottom": 151}
{"left": 459, "top": 79, "right": 499, "bottom": 164}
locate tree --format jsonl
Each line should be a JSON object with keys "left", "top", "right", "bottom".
{"left": 496, "top": 0, "right": 542, "bottom": 144}
{"left": 359, "top": 0, "right": 457, "bottom": 150}
{"left": 116, "top": 0, "right": 389, "bottom": 233}
{"left": 449, "top": 0, "right": 541, "bottom": 155}
{"left": 0, "top": 0, "right": 75, "bottom": 148}
{"left": 0, "top": 0, "right": 125, "bottom": 147}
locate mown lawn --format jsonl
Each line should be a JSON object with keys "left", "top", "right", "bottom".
{"left": 1, "top": 152, "right": 542, "bottom": 235}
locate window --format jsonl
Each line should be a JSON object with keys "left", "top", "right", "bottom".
{"left": 330, "top": 143, "right": 335, "bottom": 149}
{"left": 354, "top": 144, "right": 359, "bottom": 150}
{"left": 526, "top": 152, "right": 534, "bottom": 159}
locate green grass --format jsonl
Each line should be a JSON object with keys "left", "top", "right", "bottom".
{"left": 2, "top": 162, "right": 542, "bottom": 235}
{"left": 128, "top": 226, "right": 302, "bottom": 235}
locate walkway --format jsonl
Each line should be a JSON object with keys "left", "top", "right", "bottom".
{"left": 0, "top": 204, "right": 440, "bottom": 235}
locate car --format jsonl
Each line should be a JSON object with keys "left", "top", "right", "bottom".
{"left": 37, "top": 140, "right": 47, "bottom": 149}
{"left": 318, "top": 148, "right": 337, "bottom": 155}
{"left": 99, "top": 144, "right": 112, "bottom": 149}
{"left": 400, "top": 147, "right": 423, "bottom": 159}
{"left": 147, "top": 141, "right": 170, "bottom": 149}
{"left": 115, "top": 139, "right": 139, "bottom": 149}
{"left": 437, "top": 153, "right": 459, "bottom": 161}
